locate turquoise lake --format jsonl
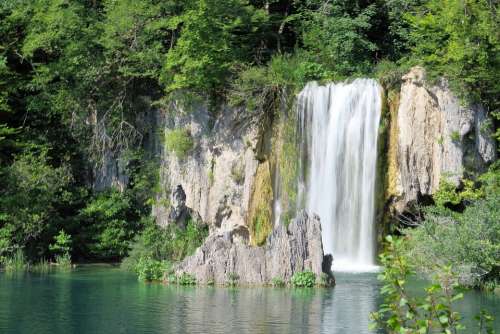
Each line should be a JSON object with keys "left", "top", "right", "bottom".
{"left": 1, "top": 266, "right": 498, "bottom": 333}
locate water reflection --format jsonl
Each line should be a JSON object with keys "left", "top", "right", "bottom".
{"left": 0, "top": 267, "right": 497, "bottom": 334}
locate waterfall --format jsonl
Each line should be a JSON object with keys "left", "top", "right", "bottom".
{"left": 297, "top": 79, "right": 382, "bottom": 271}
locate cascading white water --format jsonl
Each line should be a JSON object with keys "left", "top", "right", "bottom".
{"left": 297, "top": 79, "right": 381, "bottom": 272}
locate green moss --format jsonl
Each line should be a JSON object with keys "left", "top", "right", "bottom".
{"left": 248, "top": 162, "right": 273, "bottom": 246}
{"left": 375, "top": 89, "right": 400, "bottom": 243}
{"left": 164, "top": 128, "right": 194, "bottom": 159}
{"left": 450, "top": 130, "right": 460, "bottom": 142}
{"left": 273, "top": 111, "right": 300, "bottom": 225}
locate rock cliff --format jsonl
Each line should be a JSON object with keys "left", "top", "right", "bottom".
{"left": 389, "top": 67, "right": 495, "bottom": 212}
{"left": 152, "top": 103, "right": 262, "bottom": 232}
{"left": 174, "top": 211, "right": 333, "bottom": 285}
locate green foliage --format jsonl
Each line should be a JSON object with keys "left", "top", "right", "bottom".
{"left": 399, "top": 162, "right": 499, "bottom": 291}
{"left": 291, "top": 271, "right": 316, "bottom": 288}
{"left": 2, "top": 249, "right": 28, "bottom": 272}
{"left": 433, "top": 177, "right": 483, "bottom": 208}
{"left": 250, "top": 208, "right": 272, "bottom": 247}
{"left": 99, "top": 0, "right": 176, "bottom": 80}
{"left": 0, "top": 149, "right": 72, "bottom": 261}
{"left": 0, "top": 0, "right": 497, "bottom": 281}
{"left": 78, "top": 189, "right": 141, "bottom": 260}
{"left": 49, "top": 230, "right": 72, "bottom": 268}
{"left": 300, "top": 1, "right": 378, "bottom": 78}
{"left": 164, "top": 129, "right": 194, "bottom": 159}
{"left": 407, "top": 0, "right": 499, "bottom": 112}
{"left": 374, "top": 60, "right": 409, "bottom": 90}
{"left": 123, "top": 218, "right": 208, "bottom": 279}
{"left": 54, "top": 253, "right": 72, "bottom": 269}
{"left": 271, "top": 277, "right": 286, "bottom": 287}
{"left": 371, "top": 236, "right": 495, "bottom": 333}
{"left": 226, "top": 272, "right": 240, "bottom": 287}
{"left": 135, "top": 256, "right": 168, "bottom": 281}
{"left": 49, "top": 230, "right": 72, "bottom": 257}
{"left": 229, "top": 53, "right": 327, "bottom": 118}
{"left": 161, "top": 0, "right": 267, "bottom": 93}
{"left": 277, "top": 112, "right": 299, "bottom": 224}
{"left": 178, "top": 272, "right": 197, "bottom": 285}
{"left": 30, "top": 258, "right": 51, "bottom": 274}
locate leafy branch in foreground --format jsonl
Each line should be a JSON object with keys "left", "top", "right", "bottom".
{"left": 370, "top": 236, "right": 494, "bottom": 334}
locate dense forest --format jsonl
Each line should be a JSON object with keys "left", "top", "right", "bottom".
{"left": 0, "top": 0, "right": 498, "bottom": 300}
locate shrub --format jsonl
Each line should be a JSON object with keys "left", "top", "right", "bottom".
{"left": 54, "top": 253, "right": 72, "bottom": 270}
{"left": 164, "top": 129, "right": 194, "bottom": 159}
{"left": 178, "top": 272, "right": 197, "bottom": 286}
{"left": 0, "top": 149, "right": 72, "bottom": 262}
{"left": 30, "top": 258, "right": 50, "bottom": 273}
{"left": 166, "top": 272, "right": 178, "bottom": 284}
{"left": 374, "top": 60, "right": 407, "bottom": 90}
{"left": 291, "top": 271, "right": 316, "bottom": 288}
{"left": 122, "top": 218, "right": 208, "bottom": 280}
{"left": 49, "top": 230, "right": 72, "bottom": 258}
{"left": 227, "top": 272, "right": 239, "bottom": 287}
{"left": 370, "top": 236, "right": 495, "bottom": 333}
{"left": 3, "top": 249, "right": 27, "bottom": 272}
{"left": 135, "top": 256, "right": 168, "bottom": 281}
{"left": 271, "top": 277, "right": 286, "bottom": 287}
{"left": 79, "top": 189, "right": 141, "bottom": 261}
{"left": 402, "top": 166, "right": 499, "bottom": 288}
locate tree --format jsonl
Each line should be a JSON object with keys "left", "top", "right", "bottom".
{"left": 407, "top": 0, "right": 500, "bottom": 112}
{"left": 161, "top": 0, "right": 268, "bottom": 93}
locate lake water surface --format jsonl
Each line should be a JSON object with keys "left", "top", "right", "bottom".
{"left": 1, "top": 266, "right": 498, "bottom": 333}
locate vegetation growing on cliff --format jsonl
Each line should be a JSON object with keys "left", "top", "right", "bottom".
{"left": 164, "top": 129, "right": 194, "bottom": 159}
{"left": 400, "top": 164, "right": 500, "bottom": 290}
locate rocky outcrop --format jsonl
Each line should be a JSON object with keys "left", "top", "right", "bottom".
{"left": 391, "top": 67, "right": 496, "bottom": 212}
{"left": 174, "top": 211, "right": 334, "bottom": 285}
{"left": 153, "top": 103, "right": 262, "bottom": 232}
{"left": 92, "top": 151, "right": 128, "bottom": 192}
{"left": 167, "top": 185, "right": 203, "bottom": 229}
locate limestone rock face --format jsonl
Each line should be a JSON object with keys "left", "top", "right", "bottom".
{"left": 174, "top": 211, "right": 333, "bottom": 285}
{"left": 152, "top": 104, "right": 261, "bottom": 232}
{"left": 392, "top": 67, "right": 495, "bottom": 211}
{"left": 92, "top": 151, "right": 128, "bottom": 192}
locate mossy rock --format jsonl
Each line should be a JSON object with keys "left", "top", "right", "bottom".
{"left": 248, "top": 161, "right": 273, "bottom": 246}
